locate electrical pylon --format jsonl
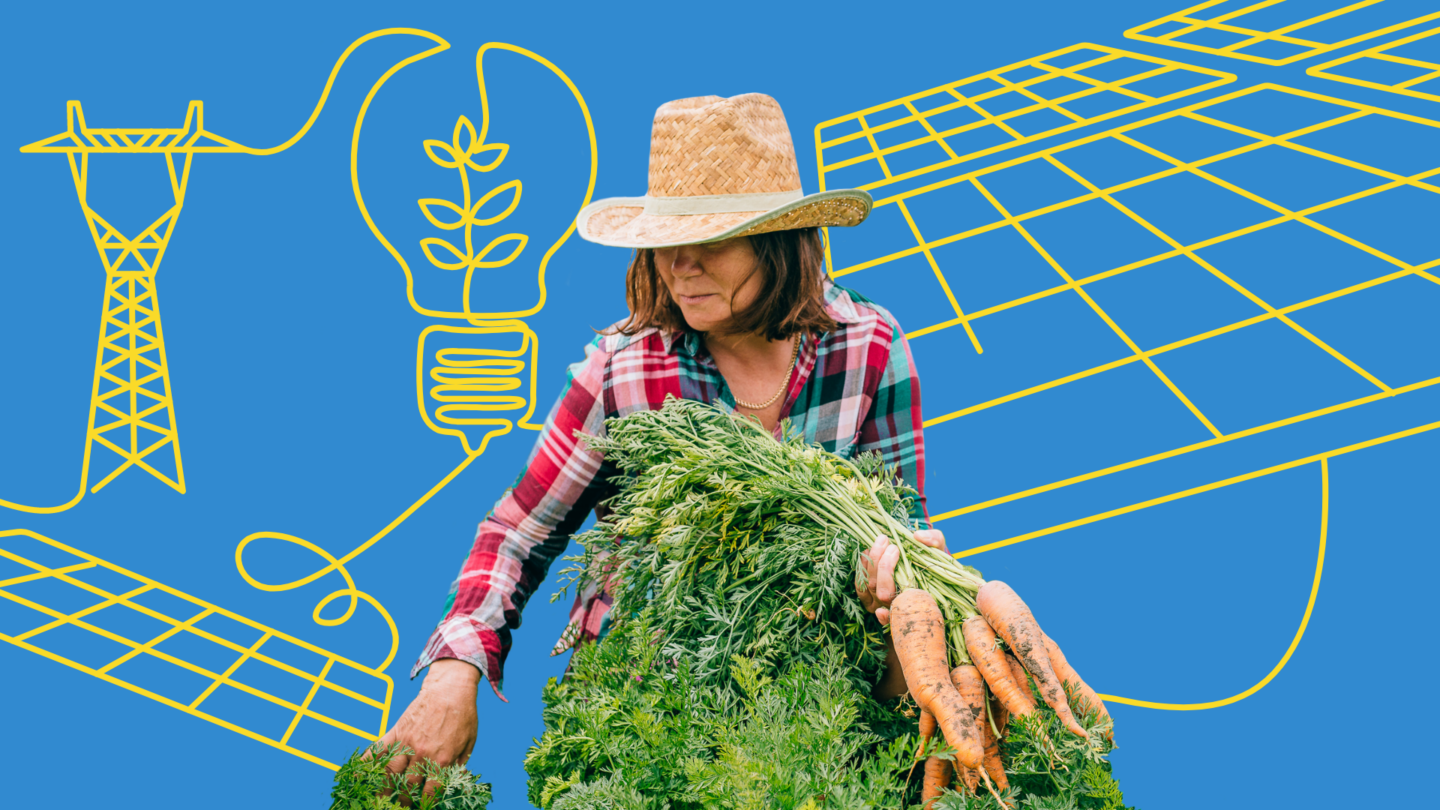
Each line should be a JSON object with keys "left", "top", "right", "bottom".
{"left": 19, "top": 101, "right": 234, "bottom": 495}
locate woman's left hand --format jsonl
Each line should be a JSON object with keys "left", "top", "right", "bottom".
{"left": 857, "top": 529, "right": 949, "bottom": 625}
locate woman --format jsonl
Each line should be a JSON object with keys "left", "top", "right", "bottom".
{"left": 379, "top": 93, "right": 954, "bottom": 776}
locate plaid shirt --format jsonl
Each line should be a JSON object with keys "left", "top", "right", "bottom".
{"left": 411, "top": 278, "right": 929, "bottom": 699}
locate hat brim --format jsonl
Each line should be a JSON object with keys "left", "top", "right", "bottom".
{"left": 575, "top": 189, "right": 873, "bottom": 249}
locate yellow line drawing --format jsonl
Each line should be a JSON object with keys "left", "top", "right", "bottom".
{"left": 1100, "top": 457, "right": 1327, "bottom": 712}
{"left": 818, "top": 83, "right": 1439, "bottom": 455}
{"left": 232, "top": 43, "right": 597, "bottom": 696}
{"left": 814, "top": 42, "right": 1234, "bottom": 221}
{"left": 1308, "top": 24, "right": 1440, "bottom": 102}
{"left": 955, "top": 421, "right": 1435, "bottom": 709}
{"left": 353, "top": 42, "right": 599, "bottom": 323}
{"left": 0, "top": 529, "right": 395, "bottom": 770}
{"left": 952, "top": 450, "right": 1339, "bottom": 710}
{"left": 819, "top": 79, "right": 1437, "bottom": 713}
{"left": 1124, "top": 1, "right": 1440, "bottom": 66}
{"left": 418, "top": 322, "right": 543, "bottom": 455}
{"left": 6, "top": 28, "right": 450, "bottom": 516}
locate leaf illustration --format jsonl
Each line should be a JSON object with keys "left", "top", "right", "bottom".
{"left": 470, "top": 180, "right": 522, "bottom": 226}
{"left": 423, "top": 139, "right": 462, "bottom": 169}
{"left": 470, "top": 233, "right": 528, "bottom": 268}
{"left": 420, "top": 237, "right": 471, "bottom": 270}
{"left": 452, "top": 115, "right": 479, "bottom": 158}
{"left": 466, "top": 143, "right": 508, "bottom": 172}
{"left": 417, "top": 198, "right": 468, "bottom": 230}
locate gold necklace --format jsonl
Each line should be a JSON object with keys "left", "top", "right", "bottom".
{"left": 734, "top": 336, "right": 801, "bottom": 411}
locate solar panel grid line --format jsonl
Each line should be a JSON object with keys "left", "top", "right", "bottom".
{"left": 943, "top": 86, "right": 1025, "bottom": 140}
{"left": 282, "top": 657, "right": 338, "bottom": 746}
{"left": 819, "top": 48, "right": 1157, "bottom": 151}
{"left": 1308, "top": 26, "right": 1440, "bottom": 102}
{"left": 0, "top": 529, "right": 392, "bottom": 770}
{"left": 931, "top": 375, "right": 1440, "bottom": 522}
{"left": 817, "top": 82, "right": 1440, "bottom": 528}
{"left": 814, "top": 44, "right": 1235, "bottom": 194}
{"left": 967, "top": 174, "right": 1227, "bottom": 437}
{"left": 1126, "top": 1, "right": 1440, "bottom": 66}
{"left": 12, "top": 581, "right": 155, "bottom": 642}
{"left": 0, "top": 560, "right": 95, "bottom": 588}
{"left": 1160, "top": 16, "right": 1329, "bottom": 49}
{"left": 856, "top": 114, "right": 894, "bottom": 180}
{"left": 1036, "top": 146, "right": 1396, "bottom": 396}
{"left": 988, "top": 74, "right": 1088, "bottom": 123}
{"left": 98, "top": 605, "right": 213, "bottom": 675}
{"left": 14, "top": 559, "right": 380, "bottom": 707}
{"left": 0, "top": 572, "right": 378, "bottom": 739}
{"left": 924, "top": 261, "right": 1434, "bottom": 429}
{"left": 907, "top": 193, "right": 1423, "bottom": 423}
{"left": 833, "top": 87, "right": 1440, "bottom": 293}
{"left": 893, "top": 198, "right": 984, "bottom": 353}
{"left": 189, "top": 632, "right": 273, "bottom": 710}
{"left": 1027, "top": 59, "right": 1157, "bottom": 104}
{"left": 901, "top": 99, "right": 963, "bottom": 162}
{"left": 839, "top": 141, "right": 1434, "bottom": 289}
{"left": 951, "top": 418, "right": 1439, "bottom": 555}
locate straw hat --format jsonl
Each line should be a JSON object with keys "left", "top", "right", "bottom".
{"left": 576, "top": 93, "right": 872, "bottom": 249}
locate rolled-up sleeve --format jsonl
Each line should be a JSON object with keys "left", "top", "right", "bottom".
{"left": 411, "top": 337, "right": 615, "bottom": 700}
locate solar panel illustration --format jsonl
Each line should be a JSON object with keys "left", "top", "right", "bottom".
{"left": 819, "top": 82, "right": 1440, "bottom": 523}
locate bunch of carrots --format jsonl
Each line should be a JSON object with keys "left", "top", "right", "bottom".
{"left": 824, "top": 430, "right": 1114, "bottom": 804}
{"left": 543, "top": 397, "right": 1118, "bottom": 808}
{"left": 890, "top": 583, "right": 1112, "bottom": 806}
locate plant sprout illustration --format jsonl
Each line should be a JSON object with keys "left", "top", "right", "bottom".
{"left": 417, "top": 115, "right": 527, "bottom": 319}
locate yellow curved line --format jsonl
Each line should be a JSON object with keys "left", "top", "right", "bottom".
{"left": 232, "top": 449, "right": 484, "bottom": 630}
{"left": 0, "top": 440, "right": 92, "bottom": 513}
{"left": 1099, "top": 457, "right": 1329, "bottom": 711}
{"left": 3, "top": 29, "right": 450, "bottom": 517}
{"left": 229, "top": 29, "right": 450, "bottom": 156}
{"left": 314, "top": 588, "right": 401, "bottom": 672}
{"left": 351, "top": 41, "right": 598, "bottom": 322}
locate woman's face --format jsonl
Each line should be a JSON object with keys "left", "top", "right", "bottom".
{"left": 654, "top": 237, "right": 762, "bottom": 334}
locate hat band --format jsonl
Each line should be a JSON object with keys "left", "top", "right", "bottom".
{"left": 642, "top": 189, "right": 804, "bottom": 216}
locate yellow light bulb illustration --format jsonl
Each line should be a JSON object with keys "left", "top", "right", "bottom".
{"left": 233, "top": 41, "right": 597, "bottom": 722}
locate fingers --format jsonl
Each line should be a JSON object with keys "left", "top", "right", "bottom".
{"left": 858, "top": 536, "right": 891, "bottom": 611}
{"left": 384, "top": 748, "right": 412, "bottom": 778}
{"left": 914, "top": 528, "right": 948, "bottom": 553}
{"left": 876, "top": 606, "right": 890, "bottom": 626}
{"left": 875, "top": 541, "right": 900, "bottom": 605}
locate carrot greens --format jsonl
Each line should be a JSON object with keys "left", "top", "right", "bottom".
{"left": 524, "top": 398, "right": 1133, "bottom": 809}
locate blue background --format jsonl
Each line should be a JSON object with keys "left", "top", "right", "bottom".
{"left": 2, "top": 1, "right": 1437, "bottom": 807}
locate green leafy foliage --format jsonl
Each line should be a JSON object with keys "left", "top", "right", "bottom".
{"left": 527, "top": 399, "right": 1136, "bottom": 810}
{"left": 329, "top": 743, "right": 491, "bottom": 810}
{"left": 526, "top": 617, "right": 919, "bottom": 810}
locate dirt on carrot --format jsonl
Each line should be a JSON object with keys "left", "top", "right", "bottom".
{"left": 977, "top": 581, "right": 1088, "bottom": 739}
{"left": 892, "top": 590, "right": 984, "bottom": 771}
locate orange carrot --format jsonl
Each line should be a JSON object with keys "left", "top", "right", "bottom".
{"left": 891, "top": 589, "right": 984, "bottom": 770}
{"left": 958, "top": 764, "right": 980, "bottom": 793}
{"left": 1042, "top": 632, "right": 1113, "bottom": 740}
{"left": 912, "top": 709, "right": 941, "bottom": 804}
{"left": 980, "top": 697, "right": 1009, "bottom": 791}
{"left": 922, "top": 752, "right": 952, "bottom": 808}
{"left": 963, "top": 615, "right": 1035, "bottom": 719}
{"left": 977, "top": 581, "right": 1087, "bottom": 738}
{"left": 919, "top": 707, "right": 937, "bottom": 741}
{"left": 990, "top": 691, "right": 1010, "bottom": 738}
{"left": 1006, "top": 653, "right": 1030, "bottom": 702}
{"left": 950, "top": 665, "right": 989, "bottom": 792}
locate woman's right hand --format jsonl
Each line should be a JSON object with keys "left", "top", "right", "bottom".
{"left": 857, "top": 530, "right": 949, "bottom": 625}
{"left": 369, "top": 659, "right": 480, "bottom": 800}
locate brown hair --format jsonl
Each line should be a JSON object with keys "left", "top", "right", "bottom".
{"left": 611, "top": 227, "right": 837, "bottom": 341}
